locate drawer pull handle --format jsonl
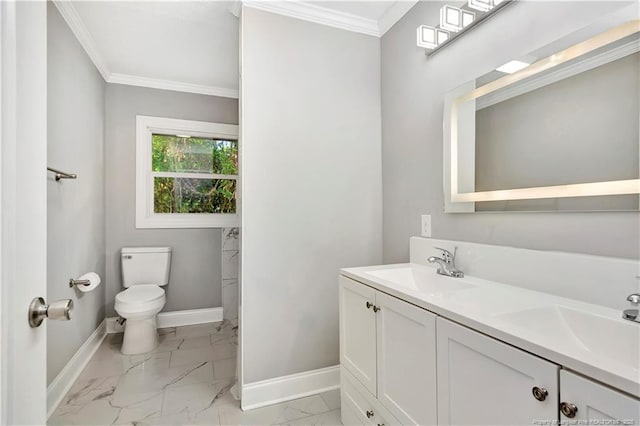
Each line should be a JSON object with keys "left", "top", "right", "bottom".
{"left": 532, "top": 386, "right": 548, "bottom": 401}
{"left": 366, "top": 301, "right": 373, "bottom": 309}
{"left": 365, "top": 410, "right": 374, "bottom": 418}
{"left": 560, "top": 402, "right": 578, "bottom": 418}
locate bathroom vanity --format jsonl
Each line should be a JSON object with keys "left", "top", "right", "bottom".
{"left": 339, "top": 238, "right": 640, "bottom": 426}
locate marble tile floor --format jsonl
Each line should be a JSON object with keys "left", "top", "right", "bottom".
{"left": 49, "top": 320, "right": 342, "bottom": 426}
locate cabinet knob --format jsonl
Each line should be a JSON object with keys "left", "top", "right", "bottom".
{"left": 532, "top": 386, "right": 548, "bottom": 401}
{"left": 365, "top": 410, "right": 374, "bottom": 418}
{"left": 560, "top": 402, "right": 578, "bottom": 418}
{"left": 366, "top": 301, "right": 373, "bottom": 309}
{"left": 373, "top": 305, "right": 380, "bottom": 313}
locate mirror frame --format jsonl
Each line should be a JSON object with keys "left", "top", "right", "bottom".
{"left": 447, "top": 20, "right": 640, "bottom": 205}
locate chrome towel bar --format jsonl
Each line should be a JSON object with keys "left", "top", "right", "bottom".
{"left": 47, "top": 166, "right": 77, "bottom": 181}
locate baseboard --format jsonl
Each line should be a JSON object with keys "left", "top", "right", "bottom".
{"left": 47, "top": 320, "right": 107, "bottom": 418}
{"left": 241, "top": 365, "right": 340, "bottom": 411}
{"left": 106, "top": 307, "right": 224, "bottom": 333}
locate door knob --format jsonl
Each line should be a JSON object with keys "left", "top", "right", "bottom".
{"left": 365, "top": 410, "right": 374, "bottom": 418}
{"left": 532, "top": 386, "right": 548, "bottom": 401}
{"left": 28, "top": 297, "right": 73, "bottom": 328}
{"left": 366, "top": 301, "right": 373, "bottom": 309}
{"left": 560, "top": 402, "right": 578, "bottom": 418}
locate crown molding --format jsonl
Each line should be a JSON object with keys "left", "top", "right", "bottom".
{"left": 243, "top": 1, "right": 381, "bottom": 37}
{"left": 379, "top": 1, "right": 419, "bottom": 36}
{"left": 52, "top": 0, "right": 111, "bottom": 81}
{"left": 108, "top": 73, "right": 239, "bottom": 99}
{"left": 52, "top": 1, "right": 239, "bottom": 99}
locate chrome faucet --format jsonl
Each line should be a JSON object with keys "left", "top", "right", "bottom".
{"left": 428, "top": 247, "right": 464, "bottom": 278}
{"left": 623, "top": 293, "right": 640, "bottom": 323}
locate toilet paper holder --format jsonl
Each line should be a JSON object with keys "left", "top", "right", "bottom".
{"left": 69, "top": 278, "right": 91, "bottom": 288}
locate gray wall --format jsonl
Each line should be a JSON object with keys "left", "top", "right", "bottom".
{"left": 240, "top": 7, "right": 382, "bottom": 384}
{"left": 47, "top": 3, "right": 106, "bottom": 384}
{"left": 104, "top": 84, "right": 238, "bottom": 316}
{"left": 381, "top": 1, "right": 640, "bottom": 262}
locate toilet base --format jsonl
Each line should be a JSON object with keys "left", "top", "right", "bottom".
{"left": 121, "top": 316, "right": 159, "bottom": 355}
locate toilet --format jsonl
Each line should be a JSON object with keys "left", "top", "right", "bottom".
{"left": 115, "top": 246, "right": 172, "bottom": 355}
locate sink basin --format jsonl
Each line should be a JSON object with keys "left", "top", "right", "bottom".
{"left": 363, "top": 266, "right": 476, "bottom": 294}
{"left": 497, "top": 305, "right": 640, "bottom": 370}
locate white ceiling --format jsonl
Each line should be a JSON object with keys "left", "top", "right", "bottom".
{"left": 57, "top": 1, "right": 416, "bottom": 99}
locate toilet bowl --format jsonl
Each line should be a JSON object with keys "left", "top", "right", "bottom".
{"left": 115, "top": 284, "right": 166, "bottom": 354}
{"left": 116, "top": 247, "right": 172, "bottom": 355}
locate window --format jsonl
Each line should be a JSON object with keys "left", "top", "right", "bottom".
{"left": 136, "top": 116, "right": 239, "bottom": 228}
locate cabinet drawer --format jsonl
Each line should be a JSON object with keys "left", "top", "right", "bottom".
{"left": 342, "top": 367, "right": 402, "bottom": 426}
{"left": 342, "top": 367, "right": 376, "bottom": 425}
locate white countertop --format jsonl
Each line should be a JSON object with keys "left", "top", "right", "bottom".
{"left": 341, "top": 263, "right": 640, "bottom": 399}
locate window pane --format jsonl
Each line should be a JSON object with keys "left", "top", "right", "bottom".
{"left": 154, "top": 177, "right": 236, "bottom": 214}
{"left": 152, "top": 134, "right": 238, "bottom": 175}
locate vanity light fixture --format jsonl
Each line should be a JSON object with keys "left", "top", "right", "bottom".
{"left": 468, "top": 0, "right": 494, "bottom": 12}
{"left": 417, "top": 25, "right": 450, "bottom": 49}
{"left": 496, "top": 60, "right": 530, "bottom": 74}
{"left": 176, "top": 134, "right": 191, "bottom": 138}
{"left": 440, "top": 5, "right": 463, "bottom": 32}
{"left": 462, "top": 10, "right": 475, "bottom": 28}
{"left": 417, "top": 0, "right": 513, "bottom": 55}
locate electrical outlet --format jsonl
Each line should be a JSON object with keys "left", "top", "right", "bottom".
{"left": 421, "top": 215, "right": 432, "bottom": 237}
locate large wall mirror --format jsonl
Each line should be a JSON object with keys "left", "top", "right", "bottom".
{"left": 443, "top": 6, "right": 639, "bottom": 213}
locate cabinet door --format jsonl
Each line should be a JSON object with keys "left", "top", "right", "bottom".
{"left": 437, "top": 318, "right": 559, "bottom": 426}
{"left": 340, "top": 276, "right": 377, "bottom": 395}
{"left": 560, "top": 370, "right": 639, "bottom": 424}
{"left": 376, "top": 292, "right": 437, "bottom": 425}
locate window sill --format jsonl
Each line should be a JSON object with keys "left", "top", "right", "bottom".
{"left": 135, "top": 213, "right": 239, "bottom": 229}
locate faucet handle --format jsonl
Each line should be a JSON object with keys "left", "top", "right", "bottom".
{"left": 434, "top": 247, "right": 455, "bottom": 262}
{"left": 627, "top": 294, "right": 640, "bottom": 305}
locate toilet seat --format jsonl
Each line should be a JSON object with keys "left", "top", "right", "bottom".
{"left": 115, "top": 284, "right": 165, "bottom": 315}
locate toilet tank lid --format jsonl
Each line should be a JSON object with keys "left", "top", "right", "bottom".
{"left": 121, "top": 247, "right": 172, "bottom": 254}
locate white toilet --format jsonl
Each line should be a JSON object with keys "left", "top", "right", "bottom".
{"left": 115, "top": 246, "right": 172, "bottom": 355}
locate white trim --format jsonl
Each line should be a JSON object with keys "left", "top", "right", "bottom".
{"left": 106, "top": 307, "right": 224, "bottom": 333}
{"left": 243, "top": 1, "right": 380, "bottom": 37}
{"left": 108, "top": 74, "right": 239, "bottom": 99}
{"left": 47, "top": 321, "right": 107, "bottom": 418}
{"left": 241, "top": 365, "right": 340, "bottom": 411}
{"left": 135, "top": 116, "right": 240, "bottom": 229}
{"left": 51, "top": 0, "right": 110, "bottom": 81}
{"left": 378, "top": 1, "right": 418, "bottom": 36}
{"left": 477, "top": 39, "right": 640, "bottom": 110}
{"left": 157, "top": 307, "right": 224, "bottom": 328}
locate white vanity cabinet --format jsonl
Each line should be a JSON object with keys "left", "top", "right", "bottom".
{"left": 559, "top": 370, "right": 640, "bottom": 424}
{"left": 339, "top": 272, "right": 640, "bottom": 426}
{"left": 339, "top": 276, "right": 438, "bottom": 426}
{"left": 436, "top": 317, "right": 559, "bottom": 425}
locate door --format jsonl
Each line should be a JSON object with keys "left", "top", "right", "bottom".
{"left": 560, "top": 370, "right": 639, "bottom": 424}
{"left": 1, "top": 1, "right": 48, "bottom": 424}
{"left": 376, "top": 291, "right": 437, "bottom": 425}
{"left": 437, "top": 318, "right": 559, "bottom": 426}
{"left": 339, "top": 276, "right": 377, "bottom": 395}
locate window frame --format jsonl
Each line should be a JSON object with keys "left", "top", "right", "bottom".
{"left": 135, "top": 115, "right": 239, "bottom": 229}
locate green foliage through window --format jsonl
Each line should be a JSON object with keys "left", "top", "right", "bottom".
{"left": 152, "top": 134, "right": 238, "bottom": 214}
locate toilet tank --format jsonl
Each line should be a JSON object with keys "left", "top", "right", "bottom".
{"left": 121, "top": 247, "right": 172, "bottom": 288}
